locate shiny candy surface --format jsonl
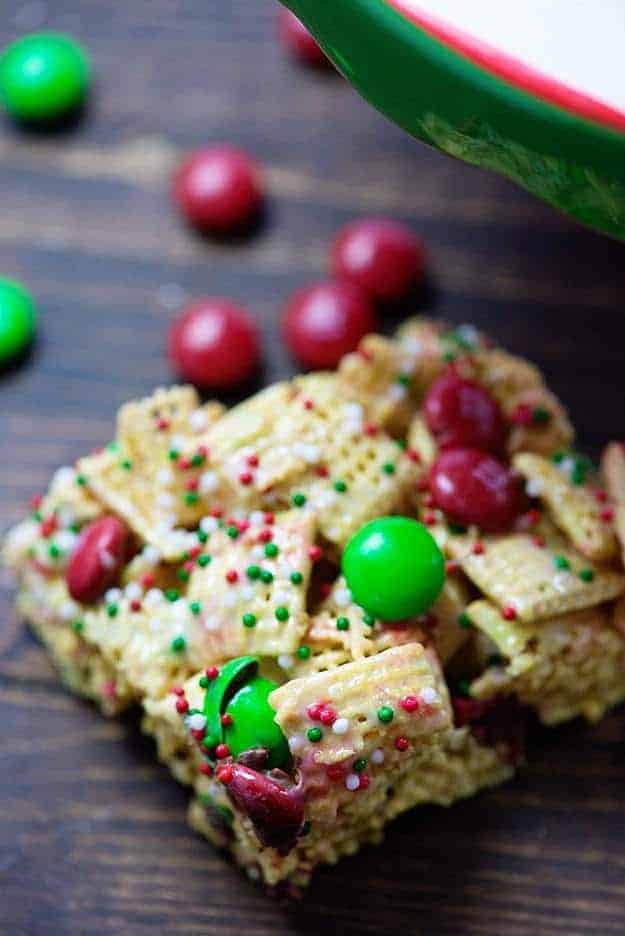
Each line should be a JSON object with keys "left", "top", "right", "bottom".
{"left": 224, "top": 676, "right": 290, "bottom": 769}
{"left": 277, "top": 9, "right": 330, "bottom": 67}
{"left": 424, "top": 370, "right": 506, "bottom": 452}
{"left": 167, "top": 298, "right": 260, "bottom": 389}
{"left": 331, "top": 219, "right": 424, "bottom": 301}
{"left": 342, "top": 516, "right": 445, "bottom": 620}
{"left": 0, "top": 278, "right": 37, "bottom": 365}
{"left": 66, "top": 516, "right": 130, "bottom": 604}
{"left": 429, "top": 447, "right": 522, "bottom": 532}
{"left": 172, "top": 145, "right": 263, "bottom": 233}
{"left": 0, "top": 32, "right": 90, "bottom": 122}
{"left": 282, "top": 279, "right": 376, "bottom": 368}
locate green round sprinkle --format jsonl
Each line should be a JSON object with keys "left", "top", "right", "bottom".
{"left": 458, "top": 611, "right": 473, "bottom": 630}
{"left": 457, "top": 678, "right": 471, "bottom": 697}
{"left": 553, "top": 555, "right": 570, "bottom": 571}
{"left": 260, "top": 569, "right": 274, "bottom": 584}
{"left": 191, "top": 453, "right": 204, "bottom": 467}
{"left": 75, "top": 474, "right": 87, "bottom": 486}
{"left": 264, "top": 542, "right": 279, "bottom": 558}
{"left": 292, "top": 492, "right": 307, "bottom": 507}
{"left": 533, "top": 407, "right": 550, "bottom": 424}
{"left": 106, "top": 441, "right": 119, "bottom": 453}
{"left": 296, "top": 645, "right": 311, "bottom": 660}
{"left": 395, "top": 439, "right": 407, "bottom": 450}
{"left": 227, "top": 525, "right": 239, "bottom": 539}
{"left": 170, "top": 635, "right": 186, "bottom": 653}
{"left": 189, "top": 600, "right": 202, "bottom": 615}
{"left": 275, "top": 606, "right": 289, "bottom": 622}
{"left": 184, "top": 492, "right": 199, "bottom": 506}
{"left": 106, "top": 603, "right": 118, "bottom": 618}
{"left": 448, "top": 522, "right": 467, "bottom": 535}
{"left": 290, "top": 571, "right": 303, "bottom": 585}
{"left": 120, "top": 459, "right": 132, "bottom": 471}
{"left": 198, "top": 675, "right": 209, "bottom": 688}
{"left": 246, "top": 564, "right": 261, "bottom": 580}
{"left": 197, "top": 529, "right": 208, "bottom": 544}
{"left": 571, "top": 464, "right": 586, "bottom": 486}
{"left": 48, "top": 543, "right": 61, "bottom": 559}
{"left": 442, "top": 351, "right": 456, "bottom": 363}
{"left": 579, "top": 568, "right": 595, "bottom": 582}
{"left": 197, "top": 554, "right": 211, "bottom": 567}
{"left": 336, "top": 616, "right": 350, "bottom": 631}
{"left": 165, "top": 588, "right": 179, "bottom": 603}
{"left": 377, "top": 705, "right": 394, "bottom": 724}
{"left": 353, "top": 758, "right": 367, "bottom": 773}
{"left": 168, "top": 449, "right": 179, "bottom": 461}
{"left": 382, "top": 463, "right": 396, "bottom": 475}
{"left": 363, "top": 613, "right": 376, "bottom": 627}
{"left": 307, "top": 727, "right": 322, "bottom": 743}
{"left": 177, "top": 568, "right": 190, "bottom": 582}
{"left": 396, "top": 374, "right": 411, "bottom": 386}
{"left": 333, "top": 480, "right": 347, "bottom": 493}
{"left": 71, "top": 619, "right": 84, "bottom": 634}
{"left": 551, "top": 451, "right": 565, "bottom": 464}
{"left": 203, "top": 733, "right": 218, "bottom": 750}
{"left": 242, "top": 612, "right": 257, "bottom": 628}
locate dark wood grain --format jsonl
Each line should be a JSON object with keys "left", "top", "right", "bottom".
{"left": 2, "top": 3, "right": 625, "bottom": 934}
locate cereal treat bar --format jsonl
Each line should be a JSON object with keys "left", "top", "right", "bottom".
{"left": 5, "top": 318, "right": 625, "bottom": 890}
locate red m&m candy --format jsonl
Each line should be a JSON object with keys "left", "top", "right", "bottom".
{"left": 282, "top": 280, "right": 376, "bottom": 369}
{"left": 331, "top": 219, "right": 424, "bottom": 301}
{"left": 429, "top": 448, "right": 522, "bottom": 532}
{"left": 172, "top": 145, "right": 262, "bottom": 233}
{"left": 424, "top": 371, "right": 506, "bottom": 453}
{"left": 168, "top": 298, "right": 260, "bottom": 390}
{"left": 66, "top": 515, "right": 130, "bottom": 604}
{"left": 278, "top": 10, "right": 330, "bottom": 68}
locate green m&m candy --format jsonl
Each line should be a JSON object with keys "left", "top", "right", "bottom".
{"left": 0, "top": 32, "right": 90, "bottom": 123}
{"left": 0, "top": 278, "right": 36, "bottom": 365}
{"left": 342, "top": 516, "right": 445, "bottom": 620}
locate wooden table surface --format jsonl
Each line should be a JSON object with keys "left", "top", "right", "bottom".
{"left": 2, "top": 3, "right": 625, "bottom": 934}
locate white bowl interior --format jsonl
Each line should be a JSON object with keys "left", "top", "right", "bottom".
{"left": 396, "top": 1, "right": 625, "bottom": 114}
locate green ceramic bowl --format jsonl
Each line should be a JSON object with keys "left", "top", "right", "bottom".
{"left": 283, "top": 0, "right": 625, "bottom": 239}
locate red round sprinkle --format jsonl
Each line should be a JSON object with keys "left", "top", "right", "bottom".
{"left": 394, "top": 736, "right": 410, "bottom": 752}
{"left": 511, "top": 403, "right": 533, "bottom": 426}
{"left": 216, "top": 763, "right": 234, "bottom": 784}
{"left": 422, "top": 511, "right": 437, "bottom": 526}
{"left": 532, "top": 534, "right": 546, "bottom": 548}
{"left": 302, "top": 398, "right": 314, "bottom": 411}
{"left": 209, "top": 506, "right": 223, "bottom": 518}
{"left": 188, "top": 545, "right": 202, "bottom": 559}
{"left": 28, "top": 493, "right": 44, "bottom": 510}
{"left": 502, "top": 605, "right": 517, "bottom": 620}
{"left": 236, "top": 519, "right": 250, "bottom": 534}
{"left": 199, "top": 762, "right": 214, "bottom": 776}
{"left": 326, "top": 764, "right": 346, "bottom": 782}
{"left": 191, "top": 728, "right": 206, "bottom": 741}
{"left": 258, "top": 528, "right": 272, "bottom": 543}
{"left": 172, "top": 145, "right": 263, "bottom": 233}
{"left": 246, "top": 454, "right": 259, "bottom": 468}
{"left": 130, "top": 599, "right": 142, "bottom": 612}
{"left": 406, "top": 448, "right": 421, "bottom": 463}
{"left": 472, "top": 541, "right": 485, "bottom": 555}
{"left": 282, "top": 280, "right": 376, "bottom": 369}
{"left": 185, "top": 477, "right": 199, "bottom": 491}
{"left": 156, "top": 417, "right": 170, "bottom": 431}
{"left": 331, "top": 218, "right": 425, "bottom": 301}
{"left": 364, "top": 423, "right": 378, "bottom": 437}
{"left": 358, "top": 773, "right": 371, "bottom": 790}
{"left": 206, "top": 666, "right": 219, "bottom": 680}
{"left": 315, "top": 465, "right": 329, "bottom": 478}
{"left": 168, "top": 298, "right": 261, "bottom": 390}
{"left": 178, "top": 456, "right": 192, "bottom": 470}
{"left": 197, "top": 445, "right": 209, "bottom": 459}
{"left": 278, "top": 9, "right": 331, "bottom": 67}
{"left": 594, "top": 489, "right": 608, "bottom": 503}
{"left": 319, "top": 582, "right": 332, "bottom": 599}
{"left": 40, "top": 515, "right": 58, "bottom": 538}
{"left": 171, "top": 685, "right": 184, "bottom": 696}
{"left": 308, "top": 545, "right": 322, "bottom": 561}
{"left": 175, "top": 697, "right": 189, "bottom": 714}
{"left": 400, "top": 695, "right": 421, "bottom": 713}
{"left": 239, "top": 471, "right": 253, "bottom": 486}
{"left": 225, "top": 569, "right": 239, "bottom": 584}
{"left": 220, "top": 713, "right": 233, "bottom": 727}
{"left": 140, "top": 572, "right": 156, "bottom": 590}
{"left": 600, "top": 507, "right": 615, "bottom": 522}
{"left": 264, "top": 512, "right": 275, "bottom": 525}
{"left": 215, "top": 743, "right": 230, "bottom": 759}
{"left": 307, "top": 702, "right": 325, "bottom": 721}
{"left": 319, "top": 707, "right": 337, "bottom": 726}
{"left": 445, "top": 560, "right": 459, "bottom": 575}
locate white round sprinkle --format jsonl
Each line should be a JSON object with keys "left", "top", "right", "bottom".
{"left": 187, "top": 712, "right": 206, "bottom": 731}
{"left": 250, "top": 545, "right": 264, "bottom": 560}
{"left": 188, "top": 409, "right": 208, "bottom": 433}
{"left": 51, "top": 466, "right": 76, "bottom": 489}
{"left": 156, "top": 467, "right": 174, "bottom": 487}
{"left": 59, "top": 600, "right": 79, "bottom": 621}
{"left": 332, "top": 718, "right": 349, "bottom": 735}
{"left": 170, "top": 434, "right": 185, "bottom": 451}
{"left": 419, "top": 687, "right": 438, "bottom": 705}
{"left": 389, "top": 384, "right": 407, "bottom": 402}
{"left": 345, "top": 773, "right": 360, "bottom": 791}
{"left": 144, "top": 588, "right": 164, "bottom": 608}
{"left": 104, "top": 588, "right": 122, "bottom": 604}
{"left": 333, "top": 587, "right": 352, "bottom": 608}
{"left": 240, "top": 584, "right": 256, "bottom": 601}
{"left": 199, "top": 471, "right": 219, "bottom": 495}
{"left": 55, "top": 530, "right": 76, "bottom": 552}
{"left": 288, "top": 734, "right": 306, "bottom": 753}
{"left": 526, "top": 479, "right": 543, "bottom": 498}
{"left": 401, "top": 336, "right": 423, "bottom": 355}
{"left": 56, "top": 505, "right": 76, "bottom": 529}
{"left": 249, "top": 510, "right": 265, "bottom": 527}
{"left": 156, "top": 492, "right": 175, "bottom": 509}
{"left": 316, "top": 490, "right": 338, "bottom": 510}
{"left": 371, "top": 748, "right": 385, "bottom": 765}
{"left": 292, "top": 441, "right": 320, "bottom": 464}
{"left": 223, "top": 591, "right": 238, "bottom": 609}
{"left": 142, "top": 545, "right": 161, "bottom": 566}
{"left": 199, "top": 516, "right": 219, "bottom": 535}
{"left": 277, "top": 654, "right": 294, "bottom": 670}
{"left": 272, "top": 588, "right": 290, "bottom": 606}
{"left": 125, "top": 582, "right": 142, "bottom": 601}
